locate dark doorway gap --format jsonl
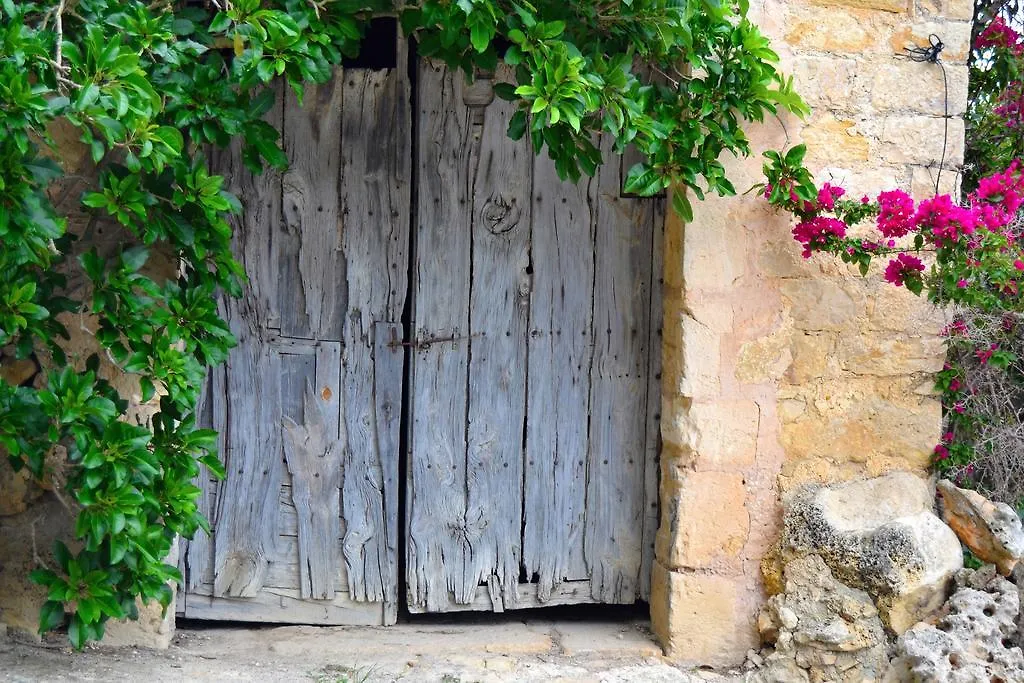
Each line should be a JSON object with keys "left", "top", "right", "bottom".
{"left": 343, "top": 18, "right": 399, "bottom": 70}
{"left": 394, "top": 33, "right": 419, "bottom": 622}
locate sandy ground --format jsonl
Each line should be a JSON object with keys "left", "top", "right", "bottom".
{"left": 0, "top": 618, "right": 741, "bottom": 682}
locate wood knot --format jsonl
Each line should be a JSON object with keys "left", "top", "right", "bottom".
{"left": 481, "top": 194, "right": 521, "bottom": 235}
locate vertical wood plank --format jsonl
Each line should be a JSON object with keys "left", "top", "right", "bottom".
{"left": 280, "top": 72, "right": 346, "bottom": 340}
{"left": 640, "top": 198, "right": 665, "bottom": 601}
{"left": 186, "top": 363, "right": 224, "bottom": 591}
{"left": 523, "top": 147, "right": 597, "bottom": 602}
{"left": 584, "top": 134, "right": 655, "bottom": 604}
{"left": 464, "top": 67, "right": 532, "bottom": 610}
{"left": 282, "top": 346, "right": 343, "bottom": 599}
{"left": 408, "top": 61, "right": 474, "bottom": 611}
{"left": 209, "top": 87, "right": 286, "bottom": 598}
{"left": 374, "top": 322, "right": 404, "bottom": 624}
{"left": 340, "top": 35, "right": 411, "bottom": 607}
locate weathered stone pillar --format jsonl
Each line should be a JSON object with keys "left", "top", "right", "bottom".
{"left": 651, "top": 0, "right": 971, "bottom": 667}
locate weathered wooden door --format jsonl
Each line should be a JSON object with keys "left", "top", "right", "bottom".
{"left": 406, "top": 62, "right": 663, "bottom": 613}
{"left": 180, "top": 36, "right": 412, "bottom": 625}
{"left": 180, "top": 31, "right": 662, "bottom": 624}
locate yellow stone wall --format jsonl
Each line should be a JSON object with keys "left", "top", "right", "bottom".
{"left": 651, "top": 0, "right": 969, "bottom": 666}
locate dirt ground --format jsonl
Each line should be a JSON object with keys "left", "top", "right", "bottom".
{"left": 0, "top": 618, "right": 741, "bottom": 682}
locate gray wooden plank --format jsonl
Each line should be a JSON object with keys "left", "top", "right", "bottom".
{"left": 185, "top": 586, "right": 383, "bottom": 625}
{"left": 209, "top": 86, "right": 287, "bottom": 598}
{"left": 640, "top": 198, "right": 665, "bottom": 601}
{"left": 340, "top": 36, "right": 410, "bottom": 608}
{"left": 374, "top": 322, "right": 404, "bottom": 624}
{"left": 408, "top": 61, "right": 475, "bottom": 611}
{"left": 406, "top": 580, "right": 595, "bottom": 614}
{"left": 185, "top": 362, "right": 223, "bottom": 592}
{"left": 523, "top": 141, "right": 598, "bottom": 602}
{"left": 584, "top": 134, "right": 655, "bottom": 604}
{"left": 280, "top": 70, "right": 346, "bottom": 340}
{"left": 464, "top": 66, "right": 532, "bottom": 612}
{"left": 282, "top": 346, "right": 343, "bottom": 600}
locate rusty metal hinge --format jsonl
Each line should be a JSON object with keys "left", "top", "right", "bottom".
{"left": 386, "top": 327, "right": 485, "bottom": 350}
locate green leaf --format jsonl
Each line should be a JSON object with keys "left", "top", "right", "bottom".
{"left": 38, "top": 600, "right": 65, "bottom": 634}
{"left": 671, "top": 189, "right": 694, "bottom": 222}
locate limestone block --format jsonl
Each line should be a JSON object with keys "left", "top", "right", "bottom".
{"left": 944, "top": 0, "right": 974, "bottom": 20}
{"left": 102, "top": 538, "right": 178, "bottom": 650}
{"left": 877, "top": 116, "right": 966, "bottom": 167}
{"left": 790, "top": 56, "right": 858, "bottom": 110}
{"left": 787, "top": 332, "right": 836, "bottom": 384}
{"left": 890, "top": 19, "right": 973, "bottom": 61}
{"left": 688, "top": 401, "right": 760, "bottom": 470}
{"left": 651, "top": 562, "right": 753, "bottom": 667}
{"left": 736, "top": 320, "right": 795, "bottom": 385}
{"left": 755, "top": 555, "right": 889, "bottom": 683}
{"left": 0, "top": 457, "right": 46, "bottom": 517}
{"left": 870, "top": 59, "right": 969, "bottom": 116}
{"left": 0, "top": 496, "right": 73, "bottom": 637}
{"left": 682, "top": 205, "right": 748, "bottom": 293}
{"left": 802, "top": 115, "right": 870, "bottom": 164}
{"left": 675, "top": 314, "right": 721, "bottom": 399}
{"left": 780, "top": 385, "right": 940, "bottom": 472}
{"left": 809, "top": 0, "right": 909, "bottom": 12}
{"left": 782, "top": 473, "right": 963, "bottom": 633}
{"left": 885, "top": 566, "right": 1024, "bottom": 682}
{"left": 656, "top": 470, "right": 750, "bottom": 569}
{"left": 783, "top": 6, "right": 898, "bottom": 53}
{"left": 835, "top": 333, "right": 946, "bottom": 376}
{"left": 911, "top": 164, "right": 961, "bottom": 200}
{"left": 938, "top": 481, "right": 1024, "bottom": 576}
{"left": 780, "top": 279, "right": 861, "bottom": 332}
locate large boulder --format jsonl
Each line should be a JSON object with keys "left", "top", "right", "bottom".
{"left": 885, "top": 565, "right": 1024, "bottom": 682}
{"left": 938, "top": 480, "right": 1024, "bottom": 576}
{"left": 780, "top": 473, "right": 963, "bottom": 633}
{"left": 750, "top": 555, "right": 889, "bottom": 683}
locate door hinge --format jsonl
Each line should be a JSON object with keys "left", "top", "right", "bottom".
{"left": 387, "top": 328, "right": 485, "bottom": 350}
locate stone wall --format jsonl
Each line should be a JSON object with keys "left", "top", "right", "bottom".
{"left": 651, "top": 0, "right": 970, "bottom": 667}
{"left": 0, "top": 123, "right": 175, "bottom": 648}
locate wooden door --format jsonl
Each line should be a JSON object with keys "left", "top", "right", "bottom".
{"left": 179, "top": 36, "right": 412, "bottom": 625}
{"left": 407, "top": 62, "right": 664, "bottom": 613}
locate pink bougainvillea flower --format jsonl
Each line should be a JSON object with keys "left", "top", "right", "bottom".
{"left": 949, "top": 378, "right": 962, "bottom": 392}
{"left": 957, "top": 279, "right": 969, "bottom": 288}
{"left": 976, "top": 343, "right": 998, "bottom": 364}
{"left": 816, "top": 183, "right": 845, "bottom": 211}
{"left": 974, "top": 16, "right": 1024, "bottom": 54}
{"left": 883, "top": 253, "right": 925, "bottom": 287}
{"left": 916, "top": 194, "right": 979, "bottom": 244}
{"left": 792, "top": 216, "right": 847, "bottom": 258}
{"left": 954, "top": 402, "right": 966, "bottom": 414}
{"left": 876, "top": 189, "right": 915, "bottom": 238}
{"left": 933, "top": 444, "right": 950, "bottom": 461}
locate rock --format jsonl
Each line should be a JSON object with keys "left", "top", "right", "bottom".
{"left": 885, "top": 565, "right": 1024, "bottom": 682}
{"left": 938, "top": 480, "right": 1024, "bottom": 576}
{"left": 782, "top": 472, "right": 963, "bottom": 633}
{"left": 754, "top": 555, "right": 889, "bottom": 683}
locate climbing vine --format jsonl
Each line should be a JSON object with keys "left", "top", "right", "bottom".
{"left": 0, "top": 0, "right": 805, "bottom": 647}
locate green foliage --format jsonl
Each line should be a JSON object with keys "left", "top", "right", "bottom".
{"left": 0, "top": 0, "right": 803, "bottom": 648}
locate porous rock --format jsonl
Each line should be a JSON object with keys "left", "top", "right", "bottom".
{"left": 749, "top": 555, "right": 889, "bottom": 683}
{"left": 781, "top": 472, "right": 963, "bottom": 633}
{"left": 885, "top": 565, "right": 1024, "bottom": 682}
{"left": 938, "top": 480, "right": 1024, "bottom": 576}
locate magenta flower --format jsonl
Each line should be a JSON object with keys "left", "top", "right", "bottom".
{"left": 883, "top": 253, "right": 925, "bottom": 287}
{"left": 876, "top": 190, "right": 915, "bottom": 238}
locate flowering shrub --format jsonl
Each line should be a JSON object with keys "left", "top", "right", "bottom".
{"left": 761, "top": 145, "right": 1024, "bottom": 500}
